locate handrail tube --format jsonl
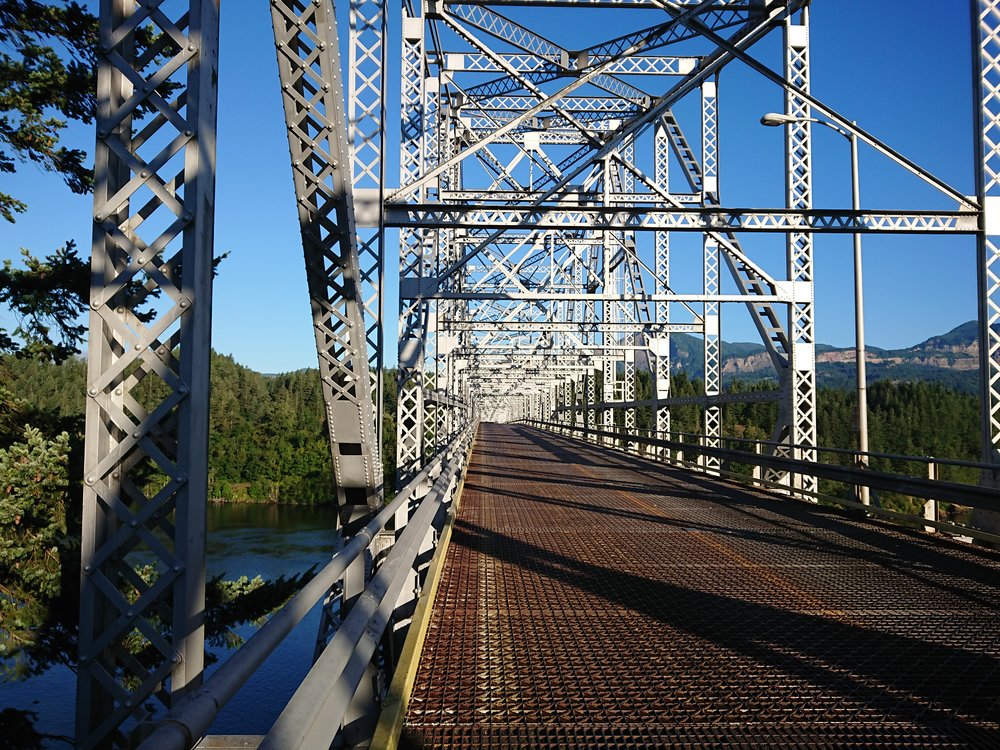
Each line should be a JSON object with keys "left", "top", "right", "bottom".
{"left": 136, "top": 428, "right": 471, "bottom": 750}
{"left": 259, "top": 438, "right": 469, "bottom": 749}
{"left": 641, "top": 425, "right": 997, "bottom": 472}
{"left": 657, "top": 435, "right": 1000, "bottom": 544}
{"left": 523, "top": 420, "right": 1000, "bottom": 513}
{"left": 554, "top": 392, "right": 782, "bottom": 410}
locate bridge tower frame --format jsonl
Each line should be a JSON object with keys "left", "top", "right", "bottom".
{"left": 76, "top": 1, "right": 1000, "bottom": 747}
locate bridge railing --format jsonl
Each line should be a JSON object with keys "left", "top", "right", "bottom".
{"left": 522, "top": 419, "right": 1000, "bottom": 546}
{"left": 136, "top": 422, "right": 477, "bottom": 750}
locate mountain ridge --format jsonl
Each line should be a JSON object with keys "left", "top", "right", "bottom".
{"left": 667, "top": 320, "right": 979, "bottom": 392}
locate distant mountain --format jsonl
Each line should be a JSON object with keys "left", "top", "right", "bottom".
{"left": 665, "top": 320, "right": 979, "bottom": 393}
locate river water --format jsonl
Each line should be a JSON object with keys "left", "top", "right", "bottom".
{"left": 0, "top": 503, "right": 340, "bottom": 744}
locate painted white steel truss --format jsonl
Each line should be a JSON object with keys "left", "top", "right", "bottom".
{"left": 77, "top": 1, "right": 1000, "bottom": 746}
{"left": 78, "top": 1, "right": 219, "bottom": 747}
{"left": 269, "top": 0, "right": 380, "bottom": 509}
{"left": 393, "top": 0, "right": 982, "bottom": 476}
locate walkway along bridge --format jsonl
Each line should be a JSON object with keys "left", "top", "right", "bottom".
{"left": 77, "top": 1, "right": 1000, "bottom": 747}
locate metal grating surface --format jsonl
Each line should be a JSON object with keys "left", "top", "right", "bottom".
{"left": 401, "top": 424, "right": 1000, "bottom": 749}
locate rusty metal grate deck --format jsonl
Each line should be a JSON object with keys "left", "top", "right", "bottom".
{"left": 401, "top": 424, "right": 1000, "bottom": 749}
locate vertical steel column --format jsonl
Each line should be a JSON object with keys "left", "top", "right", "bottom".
{"left": 653, "top": 117, "right": 671, "bottom": 458}
{"left": 702, "top": 79, "right": 722, "bottom": 473}
{"left": 563, "top": 377, "right": 571, "bottom": 429}
{"left": 573, "top": 373, "right": 582, "bottom": 429}
{"left": 602, "top": 156, "right": 618, "bottom": 446}
{"left": 702, "top": 237, "right": 721, "bottom": 472}
{"left": 397, "top": 12, "right": 427, "bottom": 484}
{"left": 421, "top": 76, "right": 442, "bottom": 461}
{"left": 974, "top": 0, "right": 1000, "bottom": 532}
{"left": 77, "top": 2, "right": 219, "bottom": 747}
{"left": 586, "top": 366, "right": 597, "bottom": 439}
{"left": 782, "top": 8, "right": 818, "bottom": 493}
{"left": 568, "top": 377, "right": 575, "bottom": 431}
{"left": 433, "top": 108, "right": 458, "bottom": 456}
{"left": 553, "top": 378, "right": 569, "bottom": 425}
{"left": 621, "top": 139, "right": 637, "bottom": 448}
{"left": 602, "top": 363, "right": 615, "bottom": 444}
{"left": 348, "top": 0, "right": 387, "bottom": 483}
{"left": 582, "top": 236, "right": 597, "bottom": 443}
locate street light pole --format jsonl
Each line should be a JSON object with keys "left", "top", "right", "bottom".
{"left": 761, "top": 113, "right": 870, "bottom": 506}
{"left": 849, "top": 130, "right": 871, "bottom": 506}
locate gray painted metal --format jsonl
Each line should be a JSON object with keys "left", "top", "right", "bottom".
{"left": 269, "top": 0, "right": 379, "bottom": 509}
{"left": 974, "top": 0, "right": 1000, "bottom": 533}
{"left": 80, "top": 1, "right": 1000, "bottom": 746}
{"left": 385, "top": 205, "right": 977, "bottom": 232}
{"left": 396, "top": 8, "right": 432, "bottom": 486}
{"left": 349, "top": 0, "right": 387, "bottom": 479}
{"left": 259, "top": 426, "right": 474, "bottom": 749}
{"left": 77, "top": 2, "right": 220, "bottom": 747}
{"left": 133, "top": 427, "right": 473, "bottom": 750}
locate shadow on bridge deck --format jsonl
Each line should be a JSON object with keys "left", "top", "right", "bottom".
{"left": 399, "top": 423, "right": 1000, "bottom": 749}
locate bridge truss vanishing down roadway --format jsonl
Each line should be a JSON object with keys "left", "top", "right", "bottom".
{"left": 76, "top": 1, "right": 1000, "bottom": 747}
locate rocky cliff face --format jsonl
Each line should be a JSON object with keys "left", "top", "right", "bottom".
{"left": 667, "top": 321, "right": 979, "bottom": 391}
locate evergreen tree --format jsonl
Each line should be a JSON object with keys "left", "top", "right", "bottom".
{"left": 0, "top": 425, "right": 70, "bottom": 658}
{"left": 0, "top": 0, "right": 97, "bottom": 222}
{"left": 1, "top": 243, "right": 88, "bottom": 361}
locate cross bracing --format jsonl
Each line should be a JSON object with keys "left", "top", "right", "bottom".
{"left": 75, "top": 1, "right": 1000, "bottom": 748}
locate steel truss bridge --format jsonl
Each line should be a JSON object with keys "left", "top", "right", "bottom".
{"left": 76, "top": 1, "right": 1000, "bottom": 748}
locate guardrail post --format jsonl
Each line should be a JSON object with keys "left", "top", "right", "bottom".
{"left": 924, "top": 459, "right": 939, "bottom": 532}
{"left": 854, "top": 451, "right": 866, "bottom": 506}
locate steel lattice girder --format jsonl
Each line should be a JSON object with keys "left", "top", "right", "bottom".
{"left": 396, "top": 0, "right": 984, "bottom": 460}
{"left": 974, "top": 0, "right": 1000, "bottom": 533}
{"left": 349, "top": 0, "right": 387, "bottom": 478}
{"left": 77, "top": 2, "right": 220, "bottom": 747}
{"left": 396, "top": 9, "right": 432, "bottom": 485}
{"left": 386, "top": 205, "right": 977, "bottom": 233}
{"left": 270, "top": 0, "right": 380, "bottom": 508}
{"left": 772, "top": 9, "right": 817, "bottom": 493}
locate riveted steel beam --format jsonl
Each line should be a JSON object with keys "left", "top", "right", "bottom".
{"left": 77, "top": 2, "right": 219, "bottom": 747}
{"left": 270, "top": 0, "right": 379, "bottom": 510}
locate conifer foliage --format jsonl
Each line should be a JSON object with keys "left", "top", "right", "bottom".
{"left": 0, "top": 424, "right": 69, "bottom": 658}
{"left": 0, "top": 0, "right": 96, "bottom": 222}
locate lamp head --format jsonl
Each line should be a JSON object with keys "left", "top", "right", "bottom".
{"left": 760, "top": 112, "right": 799, "bottom": 127}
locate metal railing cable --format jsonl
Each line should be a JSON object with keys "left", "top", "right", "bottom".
{"left": 137, "top": 423, "right": 477, "bottom": 750}
{"left": 637, "top": 426, "right": 999, "bottom": 474}
{"left": 520, "top": 419, "right": 1000, "bottom": 539}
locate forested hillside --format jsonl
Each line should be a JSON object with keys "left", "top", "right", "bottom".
{"left": 2, "top": 353, "right": 398, "bottom": 503}
{"left": 3, "top": 354, "right": 980, "bottom": 504}
{"left": 641, "top": 372, "right": 979, "bottom": 467}
{"left": 669, "top": 320, "right": 981, "bottom": 393}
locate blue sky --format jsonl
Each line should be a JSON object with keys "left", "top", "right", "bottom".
{"left": 0, "top": 1, "right": 978, "bottom": 373}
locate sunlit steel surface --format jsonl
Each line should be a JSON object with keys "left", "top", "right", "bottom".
{"left": 77, "top": 0, "right": 1000, "bottom": 746}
